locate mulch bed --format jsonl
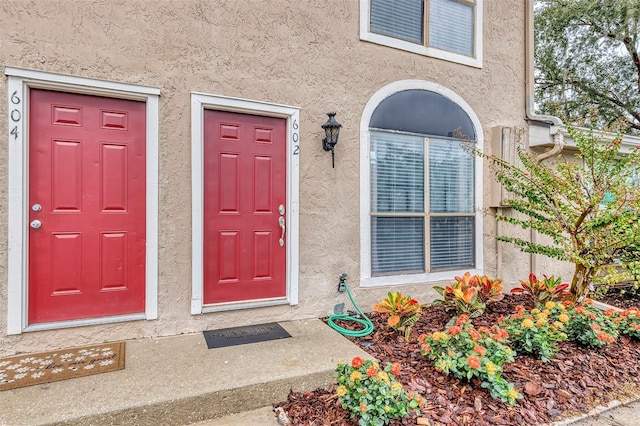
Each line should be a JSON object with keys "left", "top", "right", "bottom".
{"left": 598, "top": 285, "right": 640, "bottom": 310}
{"left": 275, "top": 294, "right": 640, "bottom": 425}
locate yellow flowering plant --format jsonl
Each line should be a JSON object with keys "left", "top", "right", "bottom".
{"left": 499, "top": 302, "right": 567, "bottom": 362}
{"left": 418, "top": 315, "right": 521, "bottom": 406}
{"left": 334, "top": 357, "right": 421, "bottom": 426}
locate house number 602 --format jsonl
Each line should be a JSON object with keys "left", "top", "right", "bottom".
{"left": 10, "top": 90, "right": 21, "bottom": 140}
{"left": 292, "top": 118, "right": 299, "bottom": 155}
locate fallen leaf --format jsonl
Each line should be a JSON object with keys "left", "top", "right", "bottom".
{"left": 525, "top": 381, "right": 544, "bottom": 396}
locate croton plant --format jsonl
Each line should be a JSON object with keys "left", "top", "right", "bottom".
{"left": 372, "top": 292, "right": 421, "bottom": 339}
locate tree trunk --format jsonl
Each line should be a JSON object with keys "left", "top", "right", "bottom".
{"left": 570, "top": 263, "right": 594, "bottom": 301}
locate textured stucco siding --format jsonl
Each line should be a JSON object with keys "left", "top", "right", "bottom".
{"left": 0, "top": 0, "right": 530, "bottom": 356}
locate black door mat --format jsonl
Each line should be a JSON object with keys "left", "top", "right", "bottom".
{"left": 202, "top": 322, "right": 291, "bottom": 349}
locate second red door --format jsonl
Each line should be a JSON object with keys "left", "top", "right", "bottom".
{"left": 203, "top": 110, "right": 287, "bottom": 304}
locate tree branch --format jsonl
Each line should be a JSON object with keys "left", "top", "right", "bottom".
{"left": 620, "top": 35, "right": 640, "bottom": 93}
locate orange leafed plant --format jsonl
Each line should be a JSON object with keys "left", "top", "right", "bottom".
{"left": 510, "top": 273, "right": 570, "bottom": 304}
{"left": 472, "top": 274, "right": 504, "bottom": 304}
{"left": 434, "top": 272, "right": 504, "bottom": 319}
{"left": 373, "top": 292, "right": 422, "bottom": 338}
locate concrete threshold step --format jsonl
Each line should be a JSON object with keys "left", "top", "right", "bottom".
{"left": 0, "top": 319, "right": 371, "bottom": 426}
{"left": 186, "top": 407, "right": 280, "bottom": 426}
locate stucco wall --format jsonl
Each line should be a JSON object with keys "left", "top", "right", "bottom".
{"left": 0, "top": 0, "right": 529, "bottom": 356}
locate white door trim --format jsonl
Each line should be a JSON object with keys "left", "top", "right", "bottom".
{"left": 4, "top": 67, "right": 160, "bottom": 334}
{"left": 190, "top": 92, "right": 300, "bottom": 314}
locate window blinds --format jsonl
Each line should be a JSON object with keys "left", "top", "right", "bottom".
{"left": 429, "top": 138, "right": 474, "bottom": 213}
{"left": 428, "top": 0, "right": 475, "bottom": 56}
{"left": 372, "top": 217, "right": 425, "bottom": 273}
{"left": 370, "top": 0, "right": 424, "bottom": 44}
{"left": 371, "top": 132, "right": 424, "bottom": 213}
{"left": 369, "top": 0, "right": 475, "bottom": 58}
{"left": 430, "top": 216, "right": 475, "bottom": 269}
{"left": 370, "top": 131, "right": 475, "bottom": 274}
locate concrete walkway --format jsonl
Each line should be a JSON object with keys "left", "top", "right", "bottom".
{"left": 0, "top": 319, "right": 370, "bottom": 426}
{"left": 561, "top": 400, "right": 640, "bottom": 426}
{"left": 189, "top": 407, "right": 279, "bottom": 426}
{"left": 2, "top": 318, "right": 639, "bottom": 426}
{"left": 190, "top": 400, "right": 640, "bottom": 426}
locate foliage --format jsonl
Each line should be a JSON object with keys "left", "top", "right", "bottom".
{"left": 535, "top": 0, "right": 640, "bottom": 133}
{"left": 418, "top": 315, "right": 521, "bottom": 406}
{"left": 433, "top": 272, "right": 504, "bottom": 319}
{"left": 433, "top": 275, "right": 485, "bottom": 319}
{"left": 510, "top": 273, "right": 571, "bottom": 304}
{"left": 475, "top": 274, "right": 506, "bottom": 304}
{"left": 478, "top": 128, "right": 640, "bottom": 300}
{"left": 372, "top": 292, "right": 422, "bottom": 339}
{"left": 608, "top": 307, "right": 640, "bottom": 339}
{"left": 500, "top": 302, "right": 568, "bottom": 362}
{"left": 564, "top": 300, "right": 619, "bottom": 348}
{"left": 335, "top": 357, "right": 421, "bottom": 426}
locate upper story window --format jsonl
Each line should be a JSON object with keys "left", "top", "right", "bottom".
{"left": 360, "top": 0, "right": 483, "bottom": 68}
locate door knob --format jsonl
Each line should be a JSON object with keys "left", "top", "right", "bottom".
{"left": 30, "top": 220, "right": 42, "bottom": 229}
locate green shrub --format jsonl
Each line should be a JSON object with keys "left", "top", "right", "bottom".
{"left": 499, "top": 302, "right": 567, "bottom": 362}
{"left": 477, "top": 128, "right": 640, "bottom": 301}
{"left": 418, "top": 314, "right": 520, "bottom": 405}
{"left": 335, "top": 357, "right": 421, "bottom": 426}
{"left": 608, "top": 307, "right": 640, "bottom": 340}
{"left": 564, "top": 301, "right": 618, "bottom": 348}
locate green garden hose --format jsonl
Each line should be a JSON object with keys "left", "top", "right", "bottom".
{"left": 327, "top": 274, "right": 375, "bottom": 337}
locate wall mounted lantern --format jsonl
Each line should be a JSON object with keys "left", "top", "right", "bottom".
{"left": 321, "top": 112, "right": 342, "bottom": 168}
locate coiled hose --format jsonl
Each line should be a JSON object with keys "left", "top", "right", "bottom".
{"left": 327, "top": 274, "right": 375, "bottom": 337}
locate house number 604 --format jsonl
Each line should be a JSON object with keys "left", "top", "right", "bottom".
{"left": 10, "top": 90, "right": 21, "bottom": 140}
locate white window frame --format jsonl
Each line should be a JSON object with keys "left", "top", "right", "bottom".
{"left": 360, "top": 0, "right": 483, "bottom": 68}
{"left": 4, "top": 67, "right": 160, "bottom": 334}
{"left": 360, "top": 80, "right": 484, "bottom": 287}
{"left": 190, "top": 93, "right": 300, "bottom": 314}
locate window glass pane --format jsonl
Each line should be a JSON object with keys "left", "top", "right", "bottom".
{"left": 371, "top": 132, "right": 424, "bottom": 213}
{"left": 429, "top": 0, "right": 474, "bottom": 56}
{"left": 370, "top": 0, "right": 424, "bottom": 44}
{"left": 429, "top": 138, "right": 474, "bottom": 213}
{"left": 372, "top": 217, "right": 425, "bottom": 274}
{"left": 430, "top": 216, "right": 475, "bottom": 269}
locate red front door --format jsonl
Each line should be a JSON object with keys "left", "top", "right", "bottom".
{"left": 203, "top": 110, "right": 287, "bottom": 304}
{"left": 28, "top": 89, "right": 146, "bottom": 324}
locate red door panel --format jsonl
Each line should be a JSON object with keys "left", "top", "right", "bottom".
{"left": 203, "top": 110, "right": 286, "bottom": 303}
{"left": 28, "top": 89, "right": 146, "bottom": 323}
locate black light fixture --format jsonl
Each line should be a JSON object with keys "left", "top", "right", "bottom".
{"left": 321, "top": 112, "right": 342, "bottom": 168}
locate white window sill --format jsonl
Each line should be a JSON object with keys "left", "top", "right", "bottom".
{"left": 360, "top": 32, "right": 482, "bottom": 68}
{"left": 360, "top": 268, "right": 484, "bottom": 288}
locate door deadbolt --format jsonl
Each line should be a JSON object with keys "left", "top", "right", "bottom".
{"left": 32, "top": 204, "right": 42, "bottom": 212}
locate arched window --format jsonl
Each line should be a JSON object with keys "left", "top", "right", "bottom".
{"left": 360, "top": 81, "right": 483, "bottom": 286}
